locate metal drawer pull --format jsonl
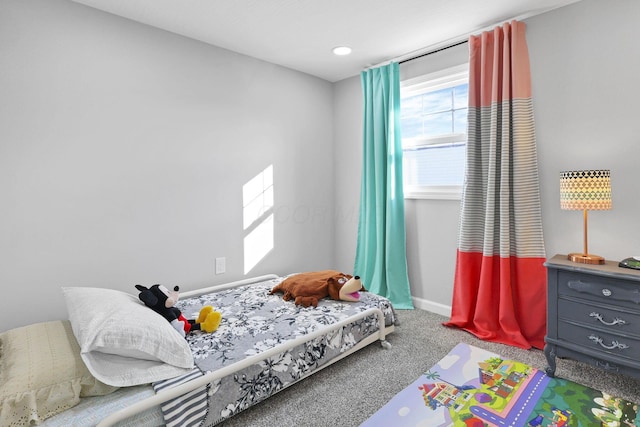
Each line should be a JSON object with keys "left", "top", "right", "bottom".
{"left": 588, "top": 335, "right": 629, "bottom": 350}
{"left": 589, "top": 312, "right": 627, "bottom": 326}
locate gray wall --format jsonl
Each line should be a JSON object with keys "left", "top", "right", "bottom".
{"left": 527, "top": 0, "right": 640, "bottom": 263}
{"left": 3, "top": 0, "right": 640, "bottom": 332}
{"left": 333, "top": 0, "right": 640, "bottom": 314}
{"left": 332, "top": 78, "right": 363, "bottom": 274}
{"left": 0, "top": 0, "right": 334, "bottom": 332}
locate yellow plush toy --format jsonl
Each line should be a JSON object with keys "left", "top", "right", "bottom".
{"left": 195, "top": 305, "right": 222, "bottom": 333}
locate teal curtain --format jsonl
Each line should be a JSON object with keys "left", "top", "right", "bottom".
{"left": 354, "top": 62, "right": 413, "bottom": 309}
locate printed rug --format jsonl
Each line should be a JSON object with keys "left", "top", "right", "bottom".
{"left": 362, "top": 343, "right": 639, "bottom": 427}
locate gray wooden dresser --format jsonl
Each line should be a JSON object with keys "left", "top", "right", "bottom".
{"left": 544, "top": 254, "right": 640, "bottom": 379}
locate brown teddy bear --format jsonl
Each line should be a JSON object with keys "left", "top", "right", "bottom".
{"left": 269, "top": 270, "right": 365, "bottom": 307}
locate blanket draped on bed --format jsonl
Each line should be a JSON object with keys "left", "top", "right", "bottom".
{"left": 153, "top": 277, "right": 396, "bottom": 427}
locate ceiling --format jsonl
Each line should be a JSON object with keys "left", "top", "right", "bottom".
{"left": 71, "top": 0, "right": 582, "bottom": 82}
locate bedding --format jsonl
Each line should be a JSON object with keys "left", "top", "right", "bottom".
{"left": 2, "top": 274, "right": 396, "bottom": 427}
{"left": 0, "top": 320, "right": 118, "bottom": 426}
{"left": 151, "top": 276, "right": 396, "bottom": 427}
{"left": 42, "top": 385, "right": 162, "bottom": 427}
{"left": 62, "top": 286, "right": 195, "bottom": 387}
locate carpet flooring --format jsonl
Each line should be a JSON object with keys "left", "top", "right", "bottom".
{"left": 217, "top": 308, "right": 640, "bottom": 427}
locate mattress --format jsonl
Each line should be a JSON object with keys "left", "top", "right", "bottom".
{"left": 42, "top": 385, "right": 161, "bottom": 427}
{"left": 153, "top": 276, "right": 396, "bottom": 426}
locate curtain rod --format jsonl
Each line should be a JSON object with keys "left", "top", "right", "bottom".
{"left": 367, "top": 6, "right": 556, "bottom": 71}
{"left": 398, "top": 39, "right": 468, "bottom": 65}
{"left": 365, "top": 36, "right": 468, "bottom": 71}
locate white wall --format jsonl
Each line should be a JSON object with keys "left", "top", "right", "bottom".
{"left": 3, "top": 0, "right": 640, "bottom": 333}
{"left": 527, "top": 0, "right": 640, "bottom": 260}
{"left": 332, "top": 78, "right": 363, "bottom": 274}
{"left": 0, "top": 0, "right": 335, "bottom": 332}
{"left": 333, "top": 0, "right": 640, "bottom": 314}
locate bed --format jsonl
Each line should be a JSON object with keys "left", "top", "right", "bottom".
{"left": 1, "top": 273, "right": 396, "bottom": 427}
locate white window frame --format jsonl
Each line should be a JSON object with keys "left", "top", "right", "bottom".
{"left": 401, "top": 64, "right": 469, "bottom": 200}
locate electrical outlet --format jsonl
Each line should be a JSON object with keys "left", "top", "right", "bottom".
{"left": 215, "top": 257, "right": 226, "bottom": 275}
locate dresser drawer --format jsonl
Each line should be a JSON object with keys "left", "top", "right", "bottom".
{"left": 557, "top": 319, "right": 640, "bottom": 361}
{"left": 545, "top": 255, "right": 640, "bottom": 378}
{"left": 557, "top": 270, "right": 640, "bottom": 311}
{"left": 553, "top": 346, "right": 640, "bottom": 379}
{"left": 558, "top": 298, "right": 640, "bottom": 338}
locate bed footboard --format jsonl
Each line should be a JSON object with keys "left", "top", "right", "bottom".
{"left": 178, "top": 274, "right": 280, "bottom": 298}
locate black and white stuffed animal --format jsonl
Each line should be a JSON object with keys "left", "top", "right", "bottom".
{"left": 135, "top": 284, "right": 221, "bottom": 337}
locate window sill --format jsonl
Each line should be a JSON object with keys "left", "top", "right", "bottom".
{"left": 404, "top": 185, "right": 462, "bottom": 200}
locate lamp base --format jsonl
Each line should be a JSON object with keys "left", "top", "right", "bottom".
{"left": 567, "top": 253, "right": 605, "bottom": 265}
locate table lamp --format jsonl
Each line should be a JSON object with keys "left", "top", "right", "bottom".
{"left": 560, "top": 170, "right": 612, "bottom": 264}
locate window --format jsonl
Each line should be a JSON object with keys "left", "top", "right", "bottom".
{"left": 401, "top": 64, "right": 468, "bottom": 199}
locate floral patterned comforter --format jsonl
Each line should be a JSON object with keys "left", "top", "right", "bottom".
{"left": 153, "top": 276, "right": 396, "bottom": 427}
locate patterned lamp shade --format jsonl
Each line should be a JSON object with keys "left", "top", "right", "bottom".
{"left": 560, "top": 170, "right": 612, "bottom": 211}
{"left": 560, "top": 169, "right": 611, "bottom": 265}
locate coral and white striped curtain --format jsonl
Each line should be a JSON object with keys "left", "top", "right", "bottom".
{"left": 444, "top": 21, "right": 547, "bottom": 349}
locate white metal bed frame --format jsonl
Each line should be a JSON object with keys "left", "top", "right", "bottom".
{"left": 96, "top": 274, "right": 393, "bottom": 427}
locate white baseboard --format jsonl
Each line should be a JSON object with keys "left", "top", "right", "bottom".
{"left": 411, "top": 296, "right": 452, "bottom": 318}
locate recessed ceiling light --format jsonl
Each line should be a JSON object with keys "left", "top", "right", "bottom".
{"left": 333, "top": 46, "right": 352, "bottom": 56}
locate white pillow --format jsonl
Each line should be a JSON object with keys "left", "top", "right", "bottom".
{"left": 62, "top": 286, "right": 194, "bottom": 387}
